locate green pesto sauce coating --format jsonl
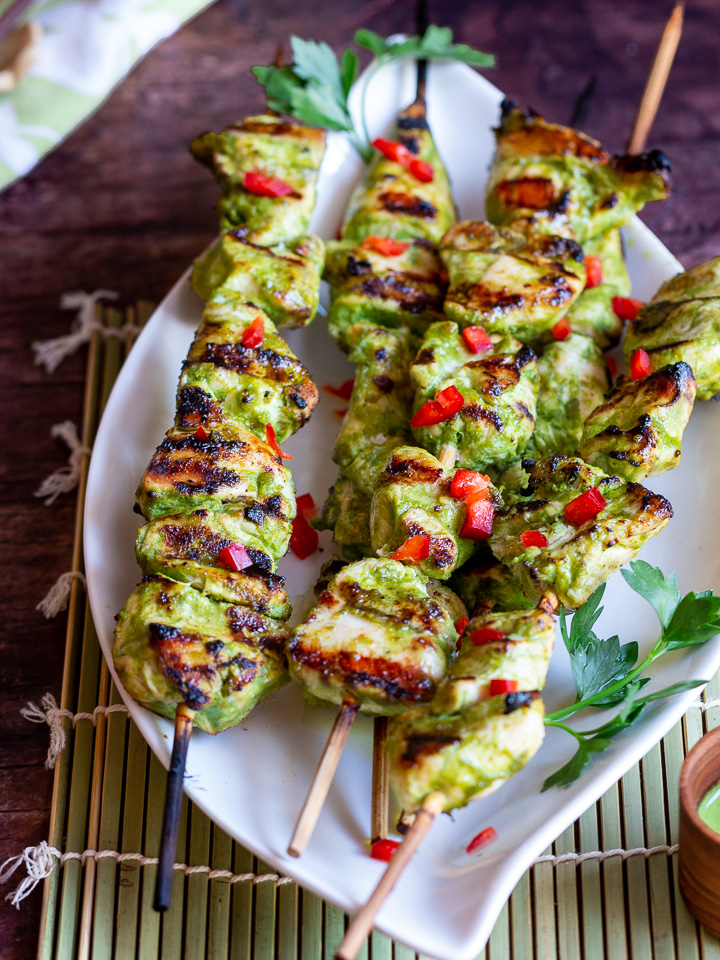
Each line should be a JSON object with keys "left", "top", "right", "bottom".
{"left": 190, "top": 115, "right": 326, "bottom": 245}
{"left": 113, "top": 577, "right": 289, "bottom": 733}
{"left": 136, "top": 510, "right": 291, "bottom": 617}
{"left": 623, "top": 257, "right": 720, "bottom": 400}
{"left": 489, "top": 455, "right": 673, "bottom": 609}
{"left": 410, "top": 322, "right": 538, "bottom": 473}
{"left": 316, "top": 474, "right": 374, "bottom": 561}
{"left": 323, "top": 237, "right": 446, "bottom": 345}
{"left": 176, "top": 294, "right": 319, "bottom": 444}
{"left": 341, "top": 109, "right": 455, "bottom": 244}
{"left": 192, "top": 233, "right": 325, "bottom": 329}
{"left": 579, "top": 363, "right": 696, "bottom": 481}
{"left": 288, "top": 558, "right": 464, "bottom": 715}
{"left": 440, "top": 220, "right": 586, "bottom": 341}
{"left": 564, "top": 229, "right": 631, "bottom": 347}
{"left": 450, "top": 552, "right": 534, "bottom": 615}
{"left": 524, "top": 333, "right": 608, "bottom": 460}
{"left": 486, "top": 104, "right": 671, "bottom": 243}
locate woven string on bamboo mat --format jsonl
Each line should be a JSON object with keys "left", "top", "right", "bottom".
{"left": 9, "top": 296, "right": 720, "bottom": 960}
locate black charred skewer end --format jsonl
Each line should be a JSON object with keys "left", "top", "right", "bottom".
{"left": 153, "top": 704, "right": 194, "bottom": 912}
{"left": 414, "top": 0, "right": 429, "bottom": 110}
{"left": 568, "top": 74, "right": 597, "bottom": 130}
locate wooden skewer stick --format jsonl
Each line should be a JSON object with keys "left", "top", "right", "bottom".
{"left": 335, "top": 790, "right": 446, "bottom": 960}
{"left": 438, "top": 443, "right": 458, "bottom": 471}
{"left": 371, "top": 717, "right": 389, "bottom": 842}
{"left": 154, "top": 703, "right": 195, "bottom": 911}
{"left": 626, "top": 1, "right": 684, "bottom": 154}
{"left": 288, "top": 697, "right": 360, "bottom": 857}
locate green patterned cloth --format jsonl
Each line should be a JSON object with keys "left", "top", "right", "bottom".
{"left": 0, "top": 0, "right": 216, "bottom": 190}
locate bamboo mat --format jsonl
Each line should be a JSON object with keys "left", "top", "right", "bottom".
{"left": 31, "top": 302, "right": 720, "bottom": 960}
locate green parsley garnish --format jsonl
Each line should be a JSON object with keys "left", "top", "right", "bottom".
{"left": 253, "top": 27, "right": 495, "bottom": 160}
{"left": 542, "top": 561, "right": 720, "bottom": 790}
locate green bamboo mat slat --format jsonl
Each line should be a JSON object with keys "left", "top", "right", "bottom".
{"left": 32, "top": 301, "right": 720, "bottom": 960}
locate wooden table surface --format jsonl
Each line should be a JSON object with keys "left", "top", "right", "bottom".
{"left": 1, "top": 0, "right": 718, "bottom": 955}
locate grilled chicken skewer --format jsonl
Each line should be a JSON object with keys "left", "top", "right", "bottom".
{"left": 114, "top": 110, "right": 326, "bottom": 909}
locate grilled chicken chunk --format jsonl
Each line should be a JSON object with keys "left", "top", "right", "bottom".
{"left": 523, "top": 333, "right": 608, "bottom": 459}
{"left": 440, "top": 220, "right": 586, "bottom": 341}
{"left": 371, "top": 445, "right": 501, "bottom": 580}
{"left": 288, "top": 558, "right": 464, "bottom": 716}
{"left": 135, "top": 423, "right": 295, "bottom": 535}
{"left": 190, "top": 115, "right": 326, "bottom": 245}
{"left": 177, "top": 295, "right": 318, "bottom": 443}
{"left": 450, "top": 553, "right": 534, "bottom": 616}
{"left": 410, "top": 322, "right": 538, "bottom": 472}
{"left": 324, "top": 237, "right": 446, "bottom": 345}
{"left": 114, "top": 577, "right": 289, "bottom": 733}
{"left": 623, "top": 257, "right": 720, "bottom": 400}
{"left": 486, "top": 101, "right": 672, "bottom": 243}
{"left": 341, "top": 105, "right": 455, "bottom": 244}
{"left": 192, "top": 232, "right": 325, "bottom": 328}
{"left": 318, "top": 475, "right": 374, "bottom": 561}
{"left": 564, "top": 229, "right": 631, "bottom": 347}
{"left": 136, "top": 510, "right": 291, "bottom": 617}
{"left": 579, "top": 363, "right": 696, "bottom": 481}
{"left": 489, "top": 455, "right": 673, "bottom": 609}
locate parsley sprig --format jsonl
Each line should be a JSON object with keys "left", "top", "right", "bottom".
{"left": 542, "top": 561, "right": 720, "bottom": 790}
{"left": 253, "top": 27, "right": 495, "bottom": 161}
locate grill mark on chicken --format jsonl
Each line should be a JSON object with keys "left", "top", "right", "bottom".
{"left": 378, "top": 191, "right": 438, "bottom": 219}
{"left": 159, "top": 522, "right": 280, "bottom": 582}
{"left": 243, "top": 495, "right": 287, "bottom": 525}
{"left": 383, "top": 452, "right": 444, "bottom": 484}
{"left": 357, "top": 273, "right": 445, "bottom": 314}
{"left": 227, "top": 606, "right": 286, "bottom": 651}
{"left": 147, "top": 436, "right": 245, "bottom": 495}
{"left": 148, "top": 622, "right": 215, "bottom": 709}
{"left": 400, "top": 734, "right": 461, "bottom": 764}
{"left": 504, "top": 690, "right": 539, "bottom": 714}
{"left": 496, "top": 178, "right": 557, "bottom": 210}
{"left": 176, "top": 386, "right": 223, "bottom": 429}
{"left": 229, "top": 119, "right": 325, "bottom": 143}
{"left": 192, "top": 339, "right": 309, "bottom": 384}
{"left": 462, "top": 404, "right": 504, "bottom": 431}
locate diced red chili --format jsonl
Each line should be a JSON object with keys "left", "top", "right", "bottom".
{"left": 450, "top": 469, "right": 490, "bottom": 501}
{"left": 324, "top": 379, "right": 354, "bottom": 401}
{"left": 371, "top": 138, "right": 412, "bottom": 166}
{"left": 244, "top": 171, "right": 295, "bottom": 197}
{"left": 408, "top": 157, "right": 434, "bottom": 182}
{"left": 565, "top": 486, "right": 607, "bottom": 525}
{"left": 241, "top": 315, "right": 265, "bottom": 348}
{"left": 489, "top": 678, "right": 519, "bottom": 695}
{"left": 290, "top": 515, "right": 318, "bottom": 559}
{"left": 265, "top": 424, "right": 292, "bottom": 460}
{"left": 296, "top": 493, "right": 317, "bottom": 519}
{"left": 454, "top": 615, "right": 469, "bottom": 636}
{"left": 606, "top": 356, "right": 617, "bottom": 379}
{"left": 436, "top": 385, "right": 464, "bottom": 415}
{"left": 218, "top": 542, "right": 253, "bottom": 572}
{"left": 585, "top": 255, "right": 603, "bottom": 288}
{"left": 630, "top": 348, "right": 651, "bottom": 381}
{"left": 370, "top": 839, "right": 400, "bottom": 862}
{"left": 466, "top": 826, "right": 498, "bottom": 854}
{"left": 460, "top": 497, "right": 495, "bottom": 541}
{"left": 410, "top": 385, "right": 464, "bottom": 429}
{"left": 521, "top": 529, "right": 548, "bottom": 548}
{"left": 612, "top": 296, "right": 644, "bottom": 321}
{"left": 362, "top": 236, "right": 409, "bottom": 256}
{"left": 469, "top": 627, "right": 507, "bottom": 646}
{"left": 552, "top": 317, "right": 571, "bottom": 341}
{"left": 462, "top": 326, "right": 493, "bottom": 355}
{"left": 392, "top": 534, "right": 431, "bottom": 564}
{"left": 194, "top": 426, "right": 209, "bottom": 441}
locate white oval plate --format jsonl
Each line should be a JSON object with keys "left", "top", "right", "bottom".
{"left": 85, "top": 59, "right": 720, "bottom": 960}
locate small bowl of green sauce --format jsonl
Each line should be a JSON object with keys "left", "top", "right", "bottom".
{"left": 679, "top": 726, "right": 720, "bottom": 935}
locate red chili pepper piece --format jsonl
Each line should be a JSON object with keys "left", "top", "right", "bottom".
{"left": 194, "top": 426, "right": 209, "bottom": 441}
{"left": 552, "top": 317, "right": 571, "bottom": 341}
{"left": 462, "top": 326, "right": 493, "bottom": 355}
{"left": 244, "top": 171, "right": 295, "bottom": 197}
{"left": 296, "top": 493, "right": 317, "bottom": 519}
{"left": 218, "top": 542, "right": 253, "bottom": 572}
{"left": 454, "top": 615, "right": 469, "bottom": 637}
{"left": 290, "top": 515, "right": 318, "bottom": 559}
{"left": 410, "top": 385, "right": 464, "bottom": 429}
{"left": 436, "top": 385, "right": 464, "bottom": 415}
{"left": 324, "top": 379, "right": 355, "bottom": 401}
{"left": 408, "top": 157, "right": 434, "bottom": 182}
{"left": 241, "top": 315, "right": 265, "bottom": 349}
{"left": 370, "top": 839, "right": 400, "bottom": 862}
{"left": 630, "top": 348, "right": 651, "bottom": 381}
{"left": 265, "top": 424, "right": 292, "bottom": 460}
{"left": 392, "top": 534, "right": 431, "bottom": 565}
{"left": 612, "top": 296, "right": 644, "bottom": 321}
{"left": 606, "top": 356, "right": 617, "bottom": 379}
{"left": 469, "top": 627, "right": 507, "bottom": 646}
{"left": 460, "top": 497, "right": 495, "bottom": 541}
{"left": 565, "top": 486, "right": 607, "bottom": 525}
{"left": 466, "top": 826, "right": 498, "bottom": 855}
{"left": 489, "top": 678, "right": 519, "bottom": 695}
{"left": 584, "top": 255, "right": 603, "bottom": 288}
{"left": 362, "top": 236, "right": 410, "bottom": 256}
{"left": 521, "top": 529, "right": 548, "bottom": 548}
{"left": 371, "top": 138, "right": 412, "bottom": 166}
{"left": 450, "top": 469, "right": 490, "bottom": 501}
